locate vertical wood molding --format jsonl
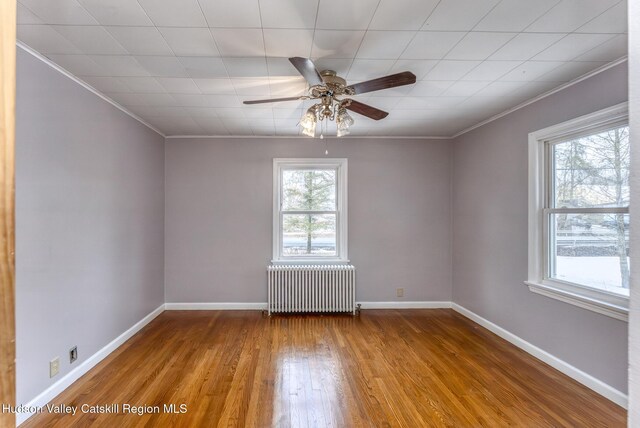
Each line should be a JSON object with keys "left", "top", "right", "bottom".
{"left": 0, "top": 0, "right": 16, "bottom": 427}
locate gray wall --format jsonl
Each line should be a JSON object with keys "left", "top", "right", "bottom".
{"left": 451, "top": 63, "right": 629, "bottom": 393}
{"left": 16, "top": 48, "right": 165, "bottom": 404}
{"left": 165, "top": 137, "right": 452, "bottom": 303}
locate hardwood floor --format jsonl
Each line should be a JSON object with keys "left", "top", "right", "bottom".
{"left": 23, "top": 309, "right": 625, "bottom": 427}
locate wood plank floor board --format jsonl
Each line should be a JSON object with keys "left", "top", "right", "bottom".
{"left": 22, "top": 309, "right": 626, "bottom": 427}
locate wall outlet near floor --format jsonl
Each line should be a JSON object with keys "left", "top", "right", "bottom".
{"left": 70, "top": 346, "right": 78, "bottom": 363}
{"left": 50, "top": 357, "right": 60, "bottom": 378}
{"left": 396, "top": 288, "right": 404, "bottom": 297}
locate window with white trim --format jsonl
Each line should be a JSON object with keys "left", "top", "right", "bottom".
{"left": 273, "top": 158, "right": 348, "bottom": 263}
{"left": 527, "top": 103, "right": 629, "bottom": 321}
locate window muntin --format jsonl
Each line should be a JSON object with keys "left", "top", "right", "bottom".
{"left": 273, "top": 159, "right": 347, "bottom": 262}
{"left": 544, "top": 125, "right": 630, "bottom": 297}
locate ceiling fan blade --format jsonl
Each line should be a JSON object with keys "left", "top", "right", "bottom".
{"left": 347, "top": 71, "right": 416, "bottom": 95}
{"left": 344, "top": 100, "right": 388, "bottom": 120}
{"left": 289, "top": 57, "right": 324, "bottom": 86}
{"left": 243, "top": 96, "right": 305, "bottom": 105}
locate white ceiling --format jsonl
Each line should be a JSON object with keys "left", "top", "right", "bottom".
{"left": 16, "top": 0, "right": 628, "bottom": 137}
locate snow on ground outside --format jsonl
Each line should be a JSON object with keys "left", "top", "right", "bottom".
{"left": 556, "top": 256, "right": 630, "bottom": 296}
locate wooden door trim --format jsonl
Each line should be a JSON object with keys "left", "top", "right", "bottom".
{"left": 0, "top": 0, "right": 16, "bottom": 427}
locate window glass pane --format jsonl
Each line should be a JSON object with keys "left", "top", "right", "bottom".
{"left": 550, "top": 213, "right": 629, "bottom": 296}
{"left": 282, "top": 169, "right": 336, "bottom": 211}
{"left": 553, "top": 126, "right": 629, "bottom": 208}
{"left": 282, "top": 214, "right": 336, "bottom": 256}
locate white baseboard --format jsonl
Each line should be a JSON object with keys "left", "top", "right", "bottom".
{"left": 17, "top": 304, "right": 165, "bottom": 426}
{"left": 164, "top": 301, "right": 452, "bottom": 310}
{"left": 358, "top": 301, "right": 452, "bottom": 309}
{"left": 451, "top": 303, "right": 628, "bottom": 409}
{"left": 165, "top": 302, "right": 268, "bottom": 310}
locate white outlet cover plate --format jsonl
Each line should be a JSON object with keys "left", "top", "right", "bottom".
{"left": 49, "top": 357, "right": 60, "bottom": 377}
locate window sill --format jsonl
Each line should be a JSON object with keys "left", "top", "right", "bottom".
{"left": 271, "top": 259, "right": 351, "bottom": 265}
{"left": 525, "top": 281, "right": 628, "bottom": 322}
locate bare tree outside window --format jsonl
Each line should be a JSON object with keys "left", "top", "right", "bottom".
{"left": 552, "top": 125, "right": 630, "bottom": 292}
{"left": 281, "top": 169, "right": 337, "bottom": 256}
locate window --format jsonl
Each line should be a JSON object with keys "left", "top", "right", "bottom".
{"left": 528, "top": 103, "right": 629, "bottom": 321}
{"left": 273, "top": 158, "right": 348, "bottom": 263}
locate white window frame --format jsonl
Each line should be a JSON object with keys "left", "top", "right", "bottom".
{"left": 272, "top": 158, "right": 348, "bottom": 264}
{"left": 527, "top": 102, "right": 629, "bottom": 321}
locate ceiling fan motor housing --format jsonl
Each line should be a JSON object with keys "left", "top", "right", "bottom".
{"left": 320, "top": 70, "right": 346, "bottom": 87}
{"left": 312, "top": 70, "right": 354, "bottom": 97}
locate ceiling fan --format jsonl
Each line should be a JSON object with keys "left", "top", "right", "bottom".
{"left": 243, "top": 57, "right": 417, "bottom": 137}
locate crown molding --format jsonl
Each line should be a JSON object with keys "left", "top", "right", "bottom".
{"left": 165, "top": 134, "right": 453, "bottom": 140}
{"left": 451, "top": 56, "right": 628, "bottom": 139}
{"left": 16, "top": 42, "right": 166, "bottom": 138}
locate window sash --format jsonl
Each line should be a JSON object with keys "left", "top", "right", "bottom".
{"left": 273, "top": 158, "right": 348, "bottom": 263}
{"left": 542, "top": 131, "right": 630, "bottom": 291}
{"left": 280, "top": 212, "right": 339, "bottom": 258}
{"left": 544, "top": 126, "right": 630, "bottom": 211}
{"left": 279, "top": 167, "right": 338, "bottom": 211}
{"left": 542, "top": 210, "right": 629, "bottom": 281}
{"left": 279, "top": 212, "right": 340, "bottom": 253}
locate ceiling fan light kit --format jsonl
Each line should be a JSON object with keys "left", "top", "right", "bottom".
{"left": 336, "top": 107, "right": 355, "bottom": 138}
{"left": 299, "top": 107, "right": 317, "bottom": 137}
{"left": 298, "top": 95, "right": 355, "bottom": 138}
{"left": 243, "top": 57, "right": 417, "bottom": 138}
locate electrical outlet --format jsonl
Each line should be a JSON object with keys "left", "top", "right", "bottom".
{"left": 396, "top": 288, "right": 404, "bottom": 297}
{"left": 50, "top": 357, "right": 60, "bottom": 378}
{"left": 69, "top": 346, "right": 78, "bottom": 363}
